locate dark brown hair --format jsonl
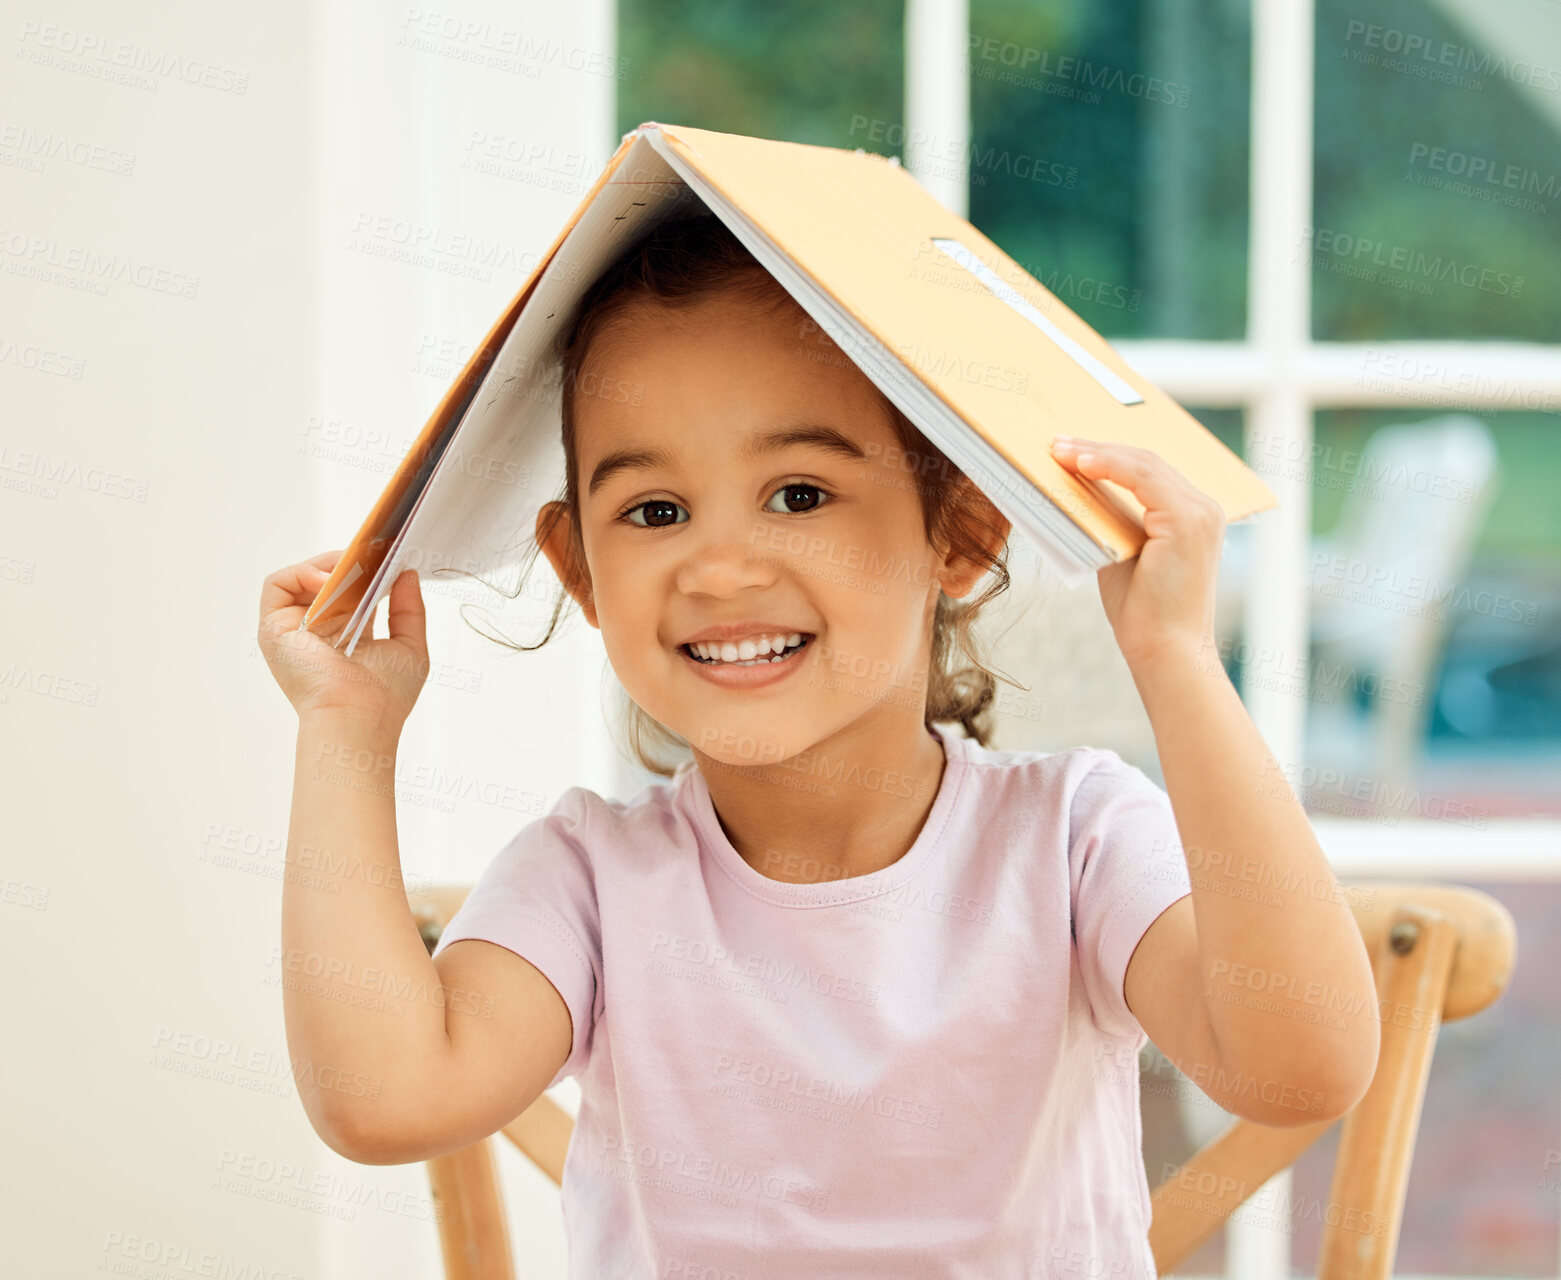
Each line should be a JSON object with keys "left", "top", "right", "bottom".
{"left": 484, "top": 210, "right": 1019, "bottom": 776}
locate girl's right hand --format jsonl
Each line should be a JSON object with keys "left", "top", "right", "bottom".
{"left": 257, "top": 550, "right": 429, "bottom": 729}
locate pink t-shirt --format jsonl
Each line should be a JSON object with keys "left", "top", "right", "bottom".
{"left": 432, "top": 721, "right": 1193, "bottom": 1278}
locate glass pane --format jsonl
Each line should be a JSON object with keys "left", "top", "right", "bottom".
{"left": 1219, "top": 409, "right": 1561, "bottom": 819}
{"left": 968, "top": 0, "right": 1252, "bottom": 340}
{"left": 1312, "top": 0, "right": 1561, "bottom": 340}
{"left": 1197, "top": 406, "right": 1245, "bottom": 458}
{"left": 615, "top": 1, "right": 903, "bottom": 147}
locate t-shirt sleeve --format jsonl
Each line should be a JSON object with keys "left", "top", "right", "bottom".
{"left": 430, "top": 786, "right": 602, "bottom": 1090}
{"left": 1067, "top": 747, "right": 1194, "bottom": 1044}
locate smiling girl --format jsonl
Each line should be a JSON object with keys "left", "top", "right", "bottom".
{"left": 258, "top": 212, "right": 1379, "bottom": 1277}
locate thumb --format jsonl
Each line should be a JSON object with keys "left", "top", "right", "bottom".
{"left": 386, "top": 569, "right": 427, "bottom": 655}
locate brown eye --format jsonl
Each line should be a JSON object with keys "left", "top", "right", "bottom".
{"left": 764, "top": 483, "right": 829, "bottom": 515}
{"left": 624, "top": 499, "right": 686, "bottom": 528}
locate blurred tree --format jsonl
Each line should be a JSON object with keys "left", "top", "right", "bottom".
{"left": 1314, "top": 0, "right": 1561, "bottom": 340}
{"left": 969, "top": 0, "right": 1251, "bottom": 340}
{"left": 617, "top": 0, "right": 903, "bottom": 148}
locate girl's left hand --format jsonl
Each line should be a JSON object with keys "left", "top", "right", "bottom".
{"left": 1049, "top": 436, "right": 1227, "bottom": 670}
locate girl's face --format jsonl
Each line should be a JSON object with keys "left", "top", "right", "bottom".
{"left": 540, "top": 288, "right": 1000, "bottom": 770}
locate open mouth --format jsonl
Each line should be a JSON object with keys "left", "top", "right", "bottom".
{"left": 681, "top": 634, "right": 815, "bottom": 668}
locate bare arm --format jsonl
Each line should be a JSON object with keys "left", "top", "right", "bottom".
{"left": 1044, "top": 438, "right": 1381, "bottom": 1127}
{"left": 283, "top": 715, "right": 575, "bottom": 1165}
{"left": 262, "top": 556, "right": 573, "bottom": 1164}
{"left": 1123, "top": 638, "right": 1381, "bottom": 1126}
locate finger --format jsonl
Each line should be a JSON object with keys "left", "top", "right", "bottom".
{"left": 1054, "top": 440, "right": 1213, "bottom": 500}
{"left": 259, "top": 562, "right": 319, "bottom": 613}
{"left": 260, "top": 569, "right": 305, "bottom": 618}
{"left": 386, "top": 569, "right": 427, "bottom": 654}
{"left": 1049, "top": 441, "right": 1191, "bottom": 519}
{"left": 258, "top": 551, "right": 347, "bottom": 625}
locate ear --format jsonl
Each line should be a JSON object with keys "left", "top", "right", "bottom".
{"left": 536, "top": 500, "right": 599, "bottom": 629}
{"left": 936, "top": 484, "right": 1012, "bottom": 600}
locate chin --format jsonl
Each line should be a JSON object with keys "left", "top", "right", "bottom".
{"left": 676, "top": 712, "right": 819, "bottom": 771}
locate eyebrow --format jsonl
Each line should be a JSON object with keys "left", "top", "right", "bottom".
{"left": 586, "top": 423, "right": 870, "bottom": 498}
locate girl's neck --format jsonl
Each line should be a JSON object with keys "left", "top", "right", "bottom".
{"left": 693, "top": 718, "right": 949, "bottom": 885}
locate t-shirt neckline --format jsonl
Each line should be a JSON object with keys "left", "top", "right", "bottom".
{"left": 680, "top": 722, "right": 970, "bottom": 907}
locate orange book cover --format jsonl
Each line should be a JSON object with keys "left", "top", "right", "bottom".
{"left": 303, "top": 121, "right": 1275, "bottom": 649}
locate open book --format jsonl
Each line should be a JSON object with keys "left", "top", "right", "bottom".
{"left": 302, "top": 120, "right": 1276, "bottom": 653}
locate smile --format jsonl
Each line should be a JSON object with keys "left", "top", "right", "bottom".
{"left": 684, "top": 634, "right": 812, "bottom": 666}
{"left": 678, "top": 633, "right": 816, "bottom": 687}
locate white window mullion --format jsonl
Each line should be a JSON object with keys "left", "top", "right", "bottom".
{"left": 1300, "top": 341, "right": 1561, "bottom": 407}
{"left": 905, "top": 0, "right": 970, "bottom": 217}
{"left": 1230, "top": 0, "right": 1317, "bottom": 1276}
{"left": 1116, "top": 339, "right": 1561, "bottom": 411}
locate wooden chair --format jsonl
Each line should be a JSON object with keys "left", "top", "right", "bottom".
{"left": 405, "top": 880, "right": 1516, "bottom": 1279}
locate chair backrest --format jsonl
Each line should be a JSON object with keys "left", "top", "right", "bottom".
{"left": 407, "top": 880, "right": 1516, "bottom": 1280}
{"left": 1149, "top": 881, "right": 1514, "bottom": 1278}
{"left": 1303, "top": 416, "right": 1503, "bottom": 795}
{"left": 1308, "top": 415, "right": 1501, "bottom": 667}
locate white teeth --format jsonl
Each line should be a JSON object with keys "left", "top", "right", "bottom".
{"left": 689, "top": 632, "right": 809, "bottom": 665}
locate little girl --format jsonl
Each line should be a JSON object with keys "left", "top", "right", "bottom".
{"left": 259, "top": 212, "right": 1380, "bottom": 1278}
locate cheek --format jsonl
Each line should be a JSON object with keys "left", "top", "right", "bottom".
{"left": 592, "top": 553, "right": 654, "bottom": 614}
{"left": 593, "top": 587, "right": 657, "bottom": 662}
{"left": 831, "top": 586, "right": 926, "bottom": 667}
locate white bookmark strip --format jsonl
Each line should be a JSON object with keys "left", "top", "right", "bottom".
{"left": 930, "top": 237, "right": 1144, "bottom": 406}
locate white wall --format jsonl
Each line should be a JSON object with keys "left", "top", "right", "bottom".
{"left": 1, "top": 2, "right": 615, "bottom": 1275}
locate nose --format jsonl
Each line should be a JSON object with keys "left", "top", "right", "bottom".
{"left": 674, "top": 504, "right": 781, "bottom": 599}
